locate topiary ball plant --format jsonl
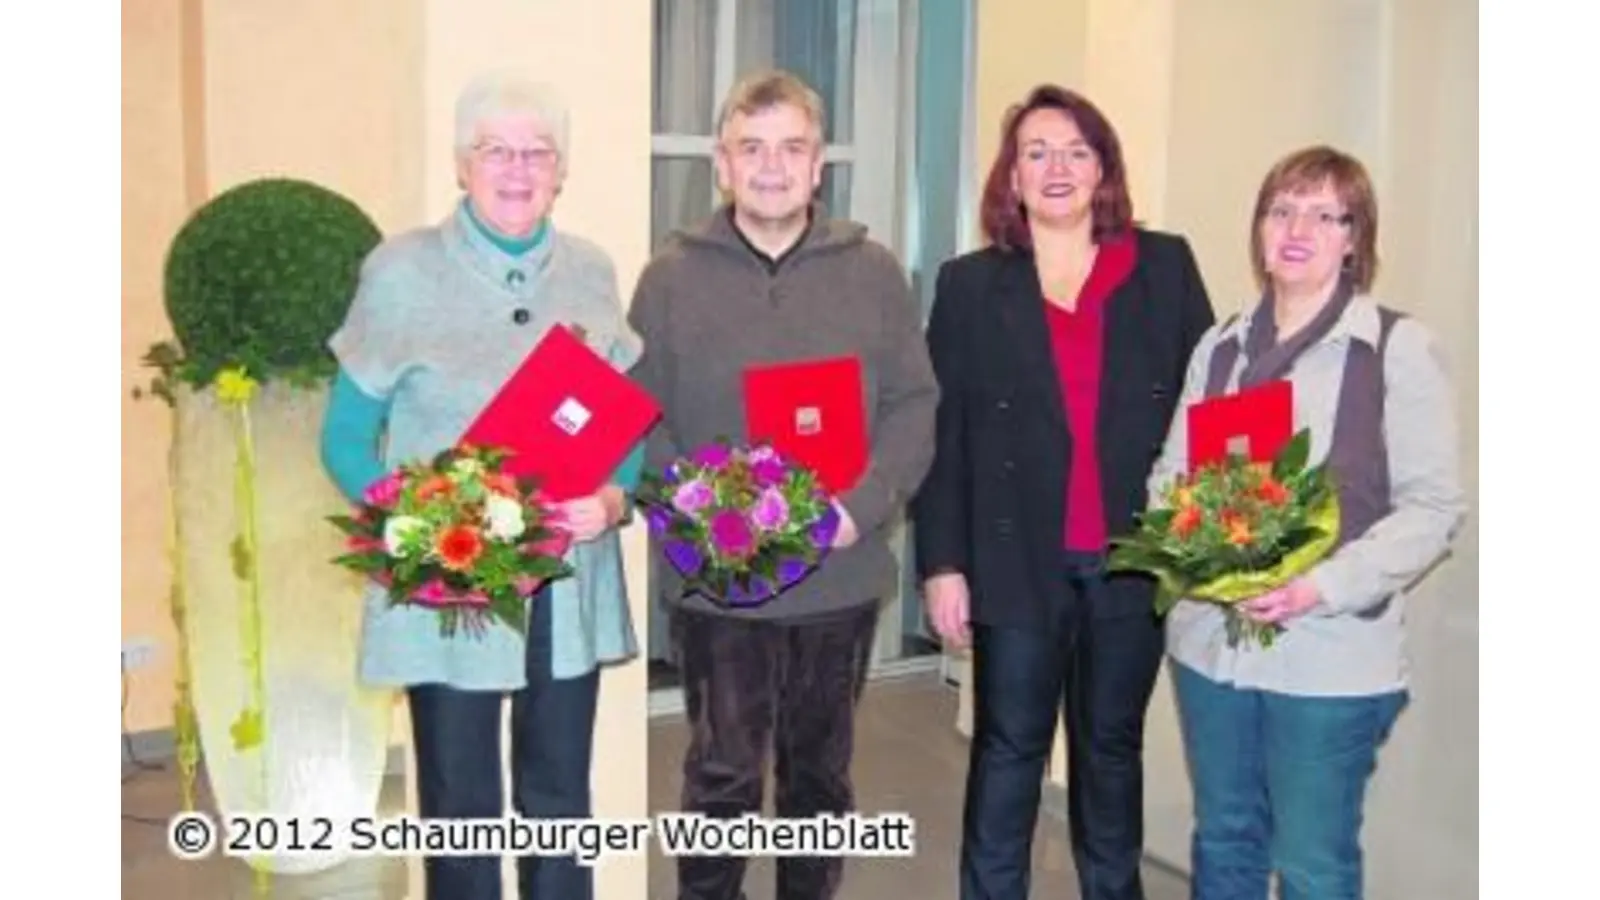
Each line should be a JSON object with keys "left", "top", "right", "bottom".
{"left": 141, "top": 178, "right": 382, "bottom": 401}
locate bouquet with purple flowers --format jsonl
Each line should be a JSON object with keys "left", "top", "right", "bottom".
{"left": 634, "top": 440, "right": 840, "bottom": 608}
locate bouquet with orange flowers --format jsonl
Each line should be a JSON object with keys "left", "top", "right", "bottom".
{"left": 1108, "top": 429, "right": 1339, "bottom": 648}
{"left": 329, "top": 444, "right": 573, "bottom": 638}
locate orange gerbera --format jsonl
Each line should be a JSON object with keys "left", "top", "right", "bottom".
{"left": 1256, "top": 476, "right": 1291, "bottom": 506}
{"left": 1171, "top": 504, "right": 1203, "bottom": 538}
{"left": 435, "top": 525, "right": 484, "bottom": 571}
{"left": 1220, "top": 510, "right": 1254, "bottom": 547}
{"left": 416, "top": 474, "right": 455, "bottom": 502}
{"left": 483, "top": 472, "right": 520, "bottom": 497}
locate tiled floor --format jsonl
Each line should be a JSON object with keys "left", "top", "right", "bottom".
{"left": 122, "top": 673, "right": 1188, "bottom": 898}
{"left": 647, "top": 674, "right": 1188, "bottom": 900}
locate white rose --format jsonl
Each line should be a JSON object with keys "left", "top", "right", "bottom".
{"left": 451, "top": 458, "right": 485, "bottom": 480}
{"left": 383, "top": 515, "right": 428, "bottom": 557}
{"left": 484, "top": 494, "right": 526, "bottom": 542}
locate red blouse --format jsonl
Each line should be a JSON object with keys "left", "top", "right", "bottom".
{"left": 1043, "top": 233, "right": 1138, "bottom": 551}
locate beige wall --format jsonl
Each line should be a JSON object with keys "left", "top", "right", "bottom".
{"left": 969, "top": 1, "right": 1477, "bottom": 896}
{"left": 123, "top": 0, "right": 193, "bottom": 734}
{"left": 123, "top": 1, "right": 651, "bottom": 895}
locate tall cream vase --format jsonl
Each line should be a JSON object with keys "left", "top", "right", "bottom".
{"left": 166, "top": 372, "right": 393, "bottom": 881}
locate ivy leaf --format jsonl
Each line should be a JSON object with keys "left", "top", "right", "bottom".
{"left": 230, "top": 536, "right": 254, "bottom": 581}
{"left": 229, "top": 708, "right": 264, "bottom": 752}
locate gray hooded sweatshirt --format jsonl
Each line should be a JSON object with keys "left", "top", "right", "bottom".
{"left": 627, "top": 207, "right": 940, "bottom": 621}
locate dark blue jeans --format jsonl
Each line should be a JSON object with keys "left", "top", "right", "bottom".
{"left": 1171, "top": 661, "right": 1407, "bottom": 900}
{"left": 961, "top": 552, "right": 1167, "bottom": 900}
{"left": 406, "top": 588, "right": 600, "bottom": 900}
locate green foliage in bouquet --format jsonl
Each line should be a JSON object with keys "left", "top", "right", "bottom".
{"left": 1108, "top": 429, "right": 1340, "bottom": 647}
{"left": 137, "top": 178, "right": 382, "bottom": 402}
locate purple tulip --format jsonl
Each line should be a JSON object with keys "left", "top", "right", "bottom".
{"left": 776, "top": 557, "right": 811, "bottom": 588}
{"left": 692, "top": 444, "right": 733, "bottom": 469}
{"left": 723, "top": 577, "right": 774, "bottom": 608}
{"left": 663, "top": 539, "right": 703, "bottom": 577}
{"left": 809, "top": 502, "right": 841, "bottom": 548}
{"left": 709, "top": 510, "right": 756, "bottom": 560}
{"left": 750, "top": 487, "right": 791, "bottom": 532}
{"left": 645, "top": 505, "right": 673, "bottom": 537}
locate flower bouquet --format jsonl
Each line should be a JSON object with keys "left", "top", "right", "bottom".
{"left": 634, "top": 441, "right": 839, "bottom": 608}
{"left": 328, "top": 443, "right": 574, "bottom": 638}
{"left": 1107, "top": 429, "right": 1339, "bottom": 648}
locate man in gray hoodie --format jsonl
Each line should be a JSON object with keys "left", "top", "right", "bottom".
{"left": 628, "top": 70, "right": 939, "bottom": 900}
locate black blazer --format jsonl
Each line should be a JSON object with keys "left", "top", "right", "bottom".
{"left": 911, "top": 229, "right": 1215, "bottom": 628}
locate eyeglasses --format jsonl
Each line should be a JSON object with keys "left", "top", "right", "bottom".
{"left": 473, "top": 141, "right": 558, "bottom": 170}
{"left": 1263, "top": 204, "right": 1352, "bottom": 233}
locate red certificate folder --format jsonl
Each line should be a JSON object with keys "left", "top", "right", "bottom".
{"left": 1186, "top": 378, "right": 1294, "bottom": 473}
{"left": 742, "top": 356, "right": 869, "bottom": 495}
{"left": 462, "top": 325, "right": 661, "bottom": 501}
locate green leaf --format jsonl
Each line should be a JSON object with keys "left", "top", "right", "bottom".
{"left": 332, "top": 553, "right": 387, "bottom": 574}
{"left": 1152, "top": 584, "right": 1184, "bottom": 617}
{"left": 1274, "top": 429, "right": 1312, "bottom": 479}
{"left": 230, "top": 536, "right": 254, "bottom": 581}
{"left": 326, "top": 514, "right": 371, "bottom": 535}
{"left": 1107, "top": 540, "right": 1171, "bottom": 572}
{"left": 1139, "top": 508, "right": 1176, "bottom": 533}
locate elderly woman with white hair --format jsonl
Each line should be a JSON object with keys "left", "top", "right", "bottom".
{"left": 319, "top": 72, "right": 643, "bottom": 899}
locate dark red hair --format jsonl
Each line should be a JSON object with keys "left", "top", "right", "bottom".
{"left": 980, "top": 85, "right": 1135, "bottom": 251}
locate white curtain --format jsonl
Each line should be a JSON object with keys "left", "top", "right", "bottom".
{"left": 651, "top": 0, "right": 717, "bottom": 250}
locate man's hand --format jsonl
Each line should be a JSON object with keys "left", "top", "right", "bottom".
{"left": 551, "top": 486, "right": 626, "bottom": 544}
{"left": 831, "top": 501, "right": 860, "bottom": 549}
{"left": 924, "top": 572, "right": 972, "bottom": 650}
{"left": 1238, "top": 577, "right": 1322, "bottom": 624}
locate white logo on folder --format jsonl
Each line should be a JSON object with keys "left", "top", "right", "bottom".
{"left": 795, "top": 406, "right": 823, "bottom": 436}
{"left": 553, "top": 397, "right": 593, "bottom": 436}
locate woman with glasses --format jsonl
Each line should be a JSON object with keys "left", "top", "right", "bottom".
{"left": 319, "top": 72, "right": 643, "bottom": 900}
{"left": 1146, "top": 146, "right": 1467, "bottom": 899}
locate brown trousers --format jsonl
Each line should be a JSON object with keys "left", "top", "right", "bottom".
{"left": 672, "top": 602, "right": 879, "bottom": 900}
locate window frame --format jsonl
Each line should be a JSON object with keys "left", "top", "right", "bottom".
{"left": 648, "top": 0, "right": 902, "bottom": 251}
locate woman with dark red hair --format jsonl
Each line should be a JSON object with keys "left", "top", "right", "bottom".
{"left": 911, "top": 85, "right": 1215, "bottom": 899}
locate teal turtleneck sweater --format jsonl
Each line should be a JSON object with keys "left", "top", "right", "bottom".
{"left": 461, "top": 199, "right": 550, "bottom": 257}
{"left": 320, "top": 201, "right": 642, "bottom": 504}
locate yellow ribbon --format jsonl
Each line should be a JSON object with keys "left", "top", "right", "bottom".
{"left": 218, "top": 367, "right": 271, "bottom": 896}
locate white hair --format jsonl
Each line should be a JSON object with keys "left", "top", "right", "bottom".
{"left": 454, "top": 72, "right": 570, "bottom": 174}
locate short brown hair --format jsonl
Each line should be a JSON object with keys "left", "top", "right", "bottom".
{"left": 715, "top": 70, "right": 827, "bottom": 142}
{"left": 980, "top": 85, "right": 1134, "bottom": 250}
{"left": 1250, "top": 146, "right": 1380, "bottom": 293}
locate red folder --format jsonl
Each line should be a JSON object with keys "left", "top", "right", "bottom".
{"left": 462, "top": 325, "right": 661, "bottom": 501}
{"left": 1186, "top": 379, "right": 1294, "bottom": 473}
{"left": 742, "top": 356, "right": 868, "bottom": 495}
